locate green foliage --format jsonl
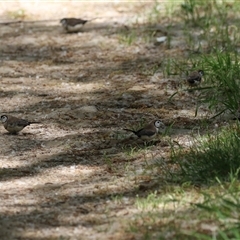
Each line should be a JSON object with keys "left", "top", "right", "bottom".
{"left": 171, "top": 125, "right": 240, "bottom": 184}
{"left": 147, "top": 0, "right": 162, "bottom": 24}
{"left": 199, "top": 51, "right": 240, "bottom": 117}
{"left": 180, "top": 0, "right": 240, "bottom": 52}
{"left": 168, "top": 51, "right": 240, "bottom": 118}
{"left": 181, "top": 0, "right": 226, "bottom": 28}
{"left": 194, "top": 174, "right": 240, "bottom": 239}
{"left": 118, "top": 29, "right": 138, "bottom": 46}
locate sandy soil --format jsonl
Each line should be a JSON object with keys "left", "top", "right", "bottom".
{"left": 0, "top": 2, "right": 210, "bottom": 239}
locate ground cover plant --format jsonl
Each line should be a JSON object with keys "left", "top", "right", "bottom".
{"left": 0, "top": 0, "right": 240, "bottom": 239}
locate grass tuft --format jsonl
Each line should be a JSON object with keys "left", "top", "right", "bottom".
{"left": 171, "top": 124, "right": 240, "bottom": 184}
{"left": 198, "top": 51, "right": 240, "bottom": 117}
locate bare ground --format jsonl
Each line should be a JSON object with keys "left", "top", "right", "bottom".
{"left": 0, "top": 2, "right": 215, "bottom": 240}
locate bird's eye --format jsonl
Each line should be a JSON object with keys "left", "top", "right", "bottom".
{"left": 155, "top": 120, "right": 165, "bottom": 128}
{"left": 1, "top": 116, "right": 8, "bottom": 123}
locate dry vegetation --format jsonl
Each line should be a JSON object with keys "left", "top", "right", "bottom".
{"left": 0, "top": 1, "right": 230, "bottom": 240}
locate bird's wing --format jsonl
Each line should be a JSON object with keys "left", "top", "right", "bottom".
{"left": 137, "top": 128, "right": 155, "bottom": 137}
{"left": 15, "top": 119, "right": 30, "bottom": 127}
{"left": 188, "top": 72, "right": 201, "bottom": 81}
{"left": 69, "top": 18, "right": 87, "bottom": 26}
{"left": 187, "top": 78, "right": 197, "bottom": 83}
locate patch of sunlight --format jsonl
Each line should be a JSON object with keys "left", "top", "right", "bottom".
{"left": 135, "top": 189, "right": 204, "bottom": 212}
{"left": 60, "top": 82, "right": 105, "bottom": 93}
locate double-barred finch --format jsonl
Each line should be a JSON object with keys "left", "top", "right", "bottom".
{"left": 60, "top": 17, "right": 97, "bottom": 33}
{"left": 124, "top": 119, "right": 165, "bottom": 140}
{"left": 187, "top": 70, "right": 204, "bottom": 87}
{"left": 0, "top": 115, "right": 40, "bottom": 134}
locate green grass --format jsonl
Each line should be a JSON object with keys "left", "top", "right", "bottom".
{"left": 126, "top": 113, "right": 240, "bottom": 239}
{"left": 118, "top": 29, "right": 138, "bottom": 46}
{"left": 175, "top": 52, "right": 240, "bottom": 118}
{"left": 199, "top": 51, "right": 240, "bottom": 118}
{"left": 171, "top": 124, "right": 240, "bottom": 184}
{"left": 127, "top": 168, "right": 240, "bottom": 239}
{"left": 180, "top": 0, "right": 240, "bottom": 51}
{"left": 117, "top": 1, "right": 240, "bottom": 239}
{"left": 144, "top": 183, "right": 239, "bottom": 239}
{"left": 194, "top": 174, "right": 240, "bottom": 239}
{"left": 165, "top": 46, "right": 240, "bottom": 119}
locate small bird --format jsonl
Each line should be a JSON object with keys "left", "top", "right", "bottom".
{"left": 60, "top": 17, "right": 97, "bottom": 33}
{"left": 187, "top": 70, "right": 204, "bottom": 87}
{"left": 0, "top": 115, "right": 40, "bottom": 134}
{"left": 124, "top": 119, "right": 165, "bottom": 140}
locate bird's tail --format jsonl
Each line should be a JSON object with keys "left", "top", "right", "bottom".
{"left": 88, "top": 17, "right": 100, "bottom": 22}
{"left": 123, "top": 128, "right": 136, "bottom": 134}
{"left": 29, "top": 121, "right": 41, "bottom": 124}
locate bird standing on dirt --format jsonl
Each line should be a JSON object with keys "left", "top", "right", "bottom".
{"left": 60, "top": 17, "right": 97, "bottom": 33}
{"left": 187, "top": 70, "right": 204, "bottom": 87}
{"left": 0, "top": 115, "right": 40, "bottom": 134}
{"left": 124, "top": 119, "right": 165, "bottom": 140}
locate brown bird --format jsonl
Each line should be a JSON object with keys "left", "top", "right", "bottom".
{"left": 124, "top": 119, "right": 165, "bottom": 140}
{"left": 60, "top": 17, "right": 97, "bottom": 33}
{"left": 187, "top": 70, "right": 204, "bottom": 87}
{"left": 0, "top": 115, "right": 40, "bottom": 134}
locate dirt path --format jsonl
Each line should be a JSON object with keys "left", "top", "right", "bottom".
{"left": 0, "top": 2, "right": 206, "bottom": 239}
